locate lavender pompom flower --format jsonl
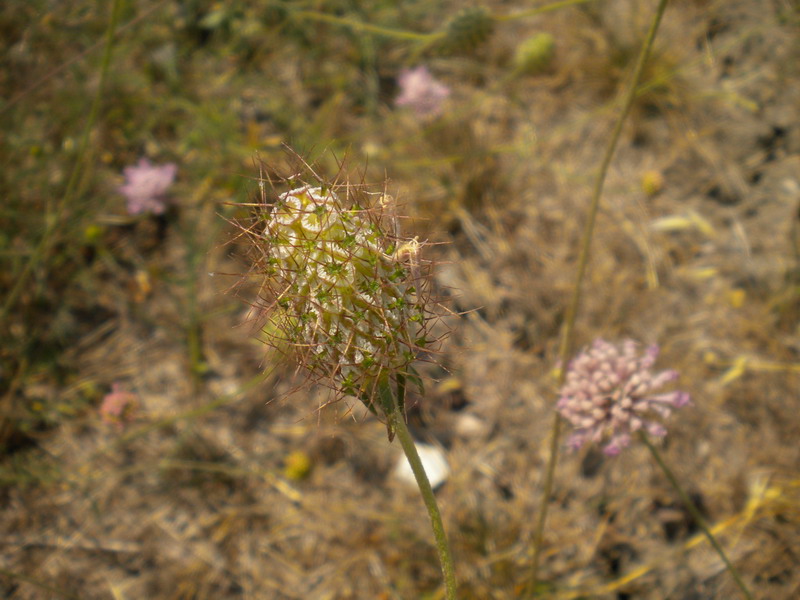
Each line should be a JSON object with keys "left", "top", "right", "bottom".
{"left": 119, "top": 158, "right": 177, "bottom": 216}
{"left": 99, "top": 382, "right": 138, "bottom": 430}
{"left": 557, "top": 339, "right": 691, "bottom": 456}
{"left": 395, "top": 66, "right": 451, "bottom": 119}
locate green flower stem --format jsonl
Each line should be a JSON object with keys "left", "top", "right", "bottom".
{"left": 641, "top": 433, "right": 754, "bottom": 600}
{"left": 294, "top": 1, "right": 594, "bottom": 65}
{"left": 527, "top": 0, "right": 671, "bottom": 595}
{"left": 293, "top": 10, "right": 433, "bottom": 41}
{"left": 496, "top": 0, "right": 594, "bottom": 22}
{"left": 385, "top": 379, "right": 457, "bottom": 600}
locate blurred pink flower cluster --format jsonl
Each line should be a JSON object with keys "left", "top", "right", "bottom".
{"left": 99, "top": 383, "right": 138, "bottom": 430}
{"left": 395, "top": 66, "right": 450, "bottom": 119}
{"left": 557, "top": 339, "right": 690, "bottom": 456}
{"left": 119, "top": 158, "right": 177, "bottom": 216}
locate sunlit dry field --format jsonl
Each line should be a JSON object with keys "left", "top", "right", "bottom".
{"left": 1, "top": 1, "right": 799, "bottom": 598}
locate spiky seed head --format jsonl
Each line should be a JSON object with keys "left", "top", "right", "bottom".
{"left": 248, "top": 176, "right": 437, "bottom": 407}
{"left": 440, "top": 7, "right": 494, "bottom": 55}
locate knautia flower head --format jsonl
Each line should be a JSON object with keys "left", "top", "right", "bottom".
{"left": 119, "top": 158, "right": 177, "bottom": 216}
{"left": 557, "top": 339, "right": 691, "bottom": 456}
{"left": 246, "top": 168, "right": 439, "bottom": 414}
{"left": 395, "top": 66, "right": 451, "bottom": 120}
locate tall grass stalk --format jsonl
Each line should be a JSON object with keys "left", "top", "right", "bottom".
{"left": 527, "top": 0, "right": 671, "bottom": 594}
{"left": 293, "top": 1, "right": 595, "bottom": 44}
{"left": 0, "top": 0, "right": 123, "bottom": 324}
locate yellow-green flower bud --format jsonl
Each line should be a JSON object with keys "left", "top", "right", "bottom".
{"left": 284, "top": 450, "right": 313, "bottom": 480}
{"left": 513, "top": 33, "right": 555, "bottom": 76}
{"left": 641, "top": 169, "right": 665, "bottom": 197}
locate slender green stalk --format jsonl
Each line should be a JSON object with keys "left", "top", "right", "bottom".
{"left": 496, "top": 0, "right": 594, "bottom": 22}
{"left": 527, "top": 0, "right": 671, "bottom": 595}
{"left": 184, "top": 215, "right": 206, "bottom": 385}
{"left": 1, "top": 0, "right": 169, "bottom": 115}
{"left": 386, "top": 378, "right": 457, "bottom": 600}
{"left": 292, "top": 10, "right": 433, "bottom": 41}
{"left": 293, "top": 1, "right": 594, "bottom": 59}
{"left": 641, "top": 433, "right": 754, "bottom": 600}
{"left": 0, "top": 0, "right": 123, "bottom": 323}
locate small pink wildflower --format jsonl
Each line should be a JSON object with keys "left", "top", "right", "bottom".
{"left": 557, "top": 340, "right": 690, "bottom": 456}
{"left": 119, "top": 158, "right": 177, "bottom": 216}
{"left": 395, "top": 66, "right": 450, "bottom": 119}
{"left": 99, "top": 383, "right": 138, "bottom": 430}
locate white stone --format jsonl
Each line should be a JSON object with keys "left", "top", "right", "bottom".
{"left": 394, "top": 441, "right": 450, "bottom": 490}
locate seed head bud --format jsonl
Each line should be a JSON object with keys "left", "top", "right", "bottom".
{"left": 440, "top": 7, "right": 494, "bottom": 55}
{"left": 247, "top": 173, "right": 438, "bottom": 411}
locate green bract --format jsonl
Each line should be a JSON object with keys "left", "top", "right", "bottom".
{"left": 262, "top": 185, "right": 425, "bottom": 398}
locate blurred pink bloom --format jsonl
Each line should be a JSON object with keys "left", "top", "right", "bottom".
{"left": 557, "top": 340, "right": 690, "bottom": 456}
{"left": 395, "top": 66, "right": 450, "bottom": 119}
{"left": 119, "top": 158, "right": 177, "bottom": 215}
{"left": 100, "top": 383, "right": 138, "bottom": 429}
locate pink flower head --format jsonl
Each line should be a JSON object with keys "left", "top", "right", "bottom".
{"left": 395, "top": 66, "right": 450, "bottom": 119}
{"left": 557, "top": 340, "right": 690, "bottom": 456}
{"left": 119, "top": 158, "right": 177, "bottom": 215}
{"left": 99, "top": 383, "right": 138, "bottom": 429}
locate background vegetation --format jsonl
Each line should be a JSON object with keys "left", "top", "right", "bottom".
{"left": 1, "top": 0, "right": 799, "bottom": 598}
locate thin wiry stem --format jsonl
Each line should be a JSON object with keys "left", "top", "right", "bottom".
{"left": 527, "top": 0, "right": 671, "bottom": 594}
{"left": 292, "top": 10, "right": 433, "bottom": 41}
{"left": 495, "top": 0, "right": 594, "bottom": 22}
{"left": 293, "top": 1, "right": 596, "bottom": 48}
{"left": 387, "top": 377, "right": 457, "bottom": 600}
{"left": 0, "top": 0, "right": 168, "bottom": 115}
{"left": 641, "top": 433, "right": 754, "bottom": 600}
{"left": 1, "top": 0, "right": 123, "bottom": 323}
